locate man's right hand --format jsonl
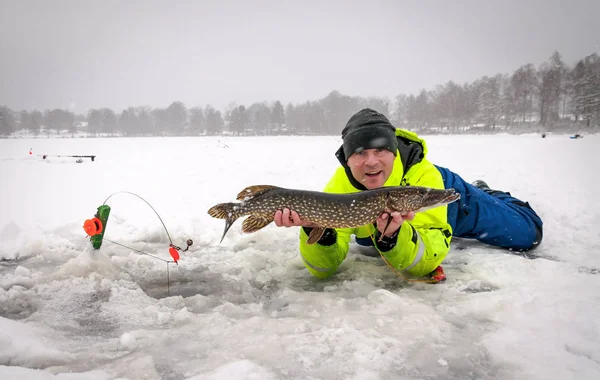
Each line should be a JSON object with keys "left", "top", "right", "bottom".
{"left": 274, "top": 208, "right": 318, "bottom": 228}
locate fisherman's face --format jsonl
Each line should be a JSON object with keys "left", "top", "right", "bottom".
{"left": 347, "top": 148, "right": 395, "bottom": 189}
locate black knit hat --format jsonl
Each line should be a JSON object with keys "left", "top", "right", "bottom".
{"left": 341, "top": 108, "right": 398, "bottom": 160}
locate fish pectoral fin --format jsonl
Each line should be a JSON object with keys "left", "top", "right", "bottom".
{"left": 379, "top": 213, "right": 393, "bottom": 242}
{"left": 241, "top": 214, "right": 273, "bottom": 233}
{"left": 306, "top": 227, "right": 326, "bottom": 245}
{"left": 236, "top": 185, "right": 279, "bottom": 201}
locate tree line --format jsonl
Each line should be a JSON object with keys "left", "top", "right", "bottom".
{"left": 1, "top": 51, "right": 598, "bottom": 137}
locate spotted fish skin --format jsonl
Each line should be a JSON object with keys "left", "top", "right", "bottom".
{"left": 207, "top": 184, "right": 460, "bottom": 243}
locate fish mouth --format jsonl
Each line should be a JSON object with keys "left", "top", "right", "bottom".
{"left": 420, "top": 189, "right": 461, "bottom": 209}
{"left": 442, "top": 192, "right": 461, "bottom": 204}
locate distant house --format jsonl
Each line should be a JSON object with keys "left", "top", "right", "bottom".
{"left": 73, "top": 121, "right": 88, "bottom": 130}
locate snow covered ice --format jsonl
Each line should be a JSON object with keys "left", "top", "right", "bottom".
{"left": 1, "top": 134, "right": 599, "bottom": 380}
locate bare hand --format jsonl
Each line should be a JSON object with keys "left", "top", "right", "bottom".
{"left": 274, "top": 208, "right": 318, "bottom": 228}
{"left": 376, "top": 210, "right": 415, "bottom": 237}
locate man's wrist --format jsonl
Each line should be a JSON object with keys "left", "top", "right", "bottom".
{"left": 374, "top": 227, "right": 400, "bottom": 252}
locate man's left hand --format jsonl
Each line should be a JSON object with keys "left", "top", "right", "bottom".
{"left": 376, "top": 211, "right": 415, "bottom": 237}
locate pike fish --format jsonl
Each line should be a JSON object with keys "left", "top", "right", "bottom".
{"left": 207, "top": 185, "right": 460, "bottom": 244}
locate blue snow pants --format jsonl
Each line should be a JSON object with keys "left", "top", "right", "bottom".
{"left": 435, "top": 165, "right": 543, "bottom": 251}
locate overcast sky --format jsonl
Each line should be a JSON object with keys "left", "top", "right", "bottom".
{"left": 1, "top": 0, "right": 599, "bottom": 114}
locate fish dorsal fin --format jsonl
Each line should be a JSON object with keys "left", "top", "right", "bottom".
{"left": 242, "top": 214, "right": 273, "bottom": 233}
{"left": 236, "top": 185, "right": 279, "bottom": 201}
{"left": 306, "top": 227, "right": 326, "bottom": 245}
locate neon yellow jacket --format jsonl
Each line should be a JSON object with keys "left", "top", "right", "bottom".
{"left": 299, "top": 128, "right": 453, "bottom": 279}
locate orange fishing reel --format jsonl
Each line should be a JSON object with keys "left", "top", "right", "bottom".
{"left": 83, "top": 217, "right": 104, "bottom": 237}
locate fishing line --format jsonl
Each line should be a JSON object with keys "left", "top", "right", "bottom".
{"left": 103, "top": 238, "right": 173, "bottom": 263}
{"left": 102, "top": 191, "right": 175, "bottom": 245}
{"left": 370, "top": 232, "right": 445, "bottom": 284}
{"left": 103, "top": 238, "right": 176, "bottom": 294}
{"left": 378, "top": 251, "right": 444, "bottom": 284}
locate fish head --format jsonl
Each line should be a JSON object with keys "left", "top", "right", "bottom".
{"left": 386, "top": 186, "right": 460, "bottom": 213}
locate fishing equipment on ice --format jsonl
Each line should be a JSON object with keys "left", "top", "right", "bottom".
{"left": 41, "top": 154, "right": 96, "bottom": 162}
{"left": 83, "top": 205, "right": 111, "bottom": 249}
{"left": 82, "top": 192, "right": 194, "bottom": 295}
{"left": 83, "top": 191, "right": 193, "bottom": 264}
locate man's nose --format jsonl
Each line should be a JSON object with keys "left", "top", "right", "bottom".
{"left": 364, "top": 152, "right": 378, "bottom": 165}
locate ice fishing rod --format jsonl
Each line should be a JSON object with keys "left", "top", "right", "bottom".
{"left": 82, "top": 191, "right": 194, "bottom": 294}
{"left": 83, "top": 191, "right": 193, "bottom": 263}
{"left": 28, "top": 148, "right": 96, "bottom": 162}
{"left": 40, "top": 154, "right": 96, "bottom": 161}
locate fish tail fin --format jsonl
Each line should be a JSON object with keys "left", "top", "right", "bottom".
{"left": 207, "top": 202, "right": 240, "bottom": 243}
